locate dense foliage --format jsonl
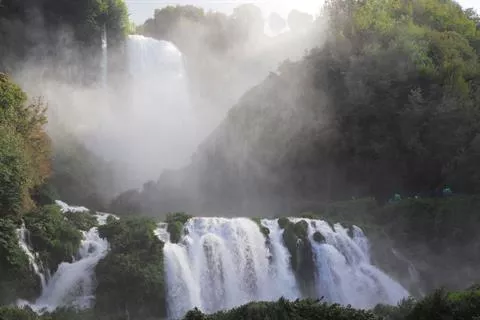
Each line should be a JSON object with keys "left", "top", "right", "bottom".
{"left": 184, "top": 298, "right": 376, "bottom": 320}
{"left": 0, "top": 74, "right": 50, "bottom": 216}
{"left": 95, "top": 218, "right": 166, "bottom": 319}
{"left": 166, "top": 212, "right": 192, "bottom": 243}
{"left": 2, "top": 287, "right": 480, "bottom": 320}
{"left": 23, "top": 205, "right": 83, "bottom": 273}
{"left": 0, "top": 0, "right": 129, "bottom": 82}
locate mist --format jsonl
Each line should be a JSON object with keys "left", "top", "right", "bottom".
{"left": 9, "top": 6, "right": 325, "bottom": 201}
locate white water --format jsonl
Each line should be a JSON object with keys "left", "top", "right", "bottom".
{"left": 24, "top": 228, "right": 109, "bottom": 312}
{"left": 101, "top": 24, "right": 108, "bottom": 88}
{"left": 17, "top": 223, "right": 47, "bottom": 289}
{"left": 302, "top": 219, "right": 410, "bottom": 307}
{"left": 160, "top": 217, "right": 410, "bottom": 319}
{"left": 55, "top": 200, "right": 89, "bottom": 213}
{"left": 18, "top": 201, "right": 112, "bottom": 313}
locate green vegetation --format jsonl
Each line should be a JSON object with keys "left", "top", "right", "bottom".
{"left": 95, "top": 218, "right": 166, "bottom": 319}
{"left": 166, "top": 212, "right": 192, "bottom": 243}
{"left": 184, "top": 298, "right": 376, "bottom": 320}
{"left": 0, "top": 74, "right": 50, "bottom": 216}
{"left": 0, "top": 217, "right": 40, "bottom": 305}
{"left": 23, "top": 205, "right": 83, "bottom": 273}
{"left": 0, "top": 307, "right": 95, "bottom": 320}
{"left": 122, "top": 0, "right": 480, "bottom": 214}
{"left": 64, "top": 211, "right": 98, "bottom": 232}
{"left": 0, "top": 0, "right": 129, "bottom": 80}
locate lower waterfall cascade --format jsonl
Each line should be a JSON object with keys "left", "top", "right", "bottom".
{"left": 16, "top": 201, "right": 114, "bottom": 312}
{"left": 16, "top": 201, "right": 409, "bottom": 318}
{"left": 159, "top": 217, "right": 409, "bottom": 319}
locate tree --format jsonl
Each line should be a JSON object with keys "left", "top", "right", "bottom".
{"left": 0, "top": 74, "right": 50, "bottom": 216}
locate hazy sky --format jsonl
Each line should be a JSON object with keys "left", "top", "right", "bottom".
{"left": 126, "top": 0, "right": 480, "bottom": 24}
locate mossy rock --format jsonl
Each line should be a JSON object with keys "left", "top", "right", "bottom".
{"left": 260, "top": 226, "right": 270, "bottom": 237}
{"left": 249, "top": 218, "right": 270, "bottom": 238}
{"left": 293, "top": 220, "right": 309, "bottom": 240}
{"left": 278, "top": 217, "right": 290, "bottom": 229}
{"left": 347, "top": 227, "right": 354, "bottom": 238}
{"left": 313, "top": 231, "right": 325, "bottom": 243}
{"left": 167, "top": 221, "right": 184, "bottom": 243}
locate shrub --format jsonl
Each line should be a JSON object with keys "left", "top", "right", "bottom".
{"left": 95, "top": 218, "right": 167, "bottom": 319}
{"left": 165, "top": 212, "right": 192, "bottom": 243}
{"left": 0, "top": 75, "right": 50, "bottom": 216}
{"left": 64, "top": 211, "right": 98, "bottom": 231}
{"left": 23, "top": 205, "right": 82, "bottom": 273}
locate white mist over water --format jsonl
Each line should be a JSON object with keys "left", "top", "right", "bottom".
{"left": 159, "top": 217, "right": 410, "bottom": 319}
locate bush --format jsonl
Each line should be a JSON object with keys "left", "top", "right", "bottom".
{"left": 184, "top": 298, "right": 377, "bottom": 320}
{"left": 0, "top": 126, "right": 33, "bottom": 216}
{"left": 23, "top": 205, "right": 83, "bottom": 273}
{"left": 0, "top": 307, "right": 40, "bottom": 320}
{"left": 0, "top": 75, "right": 50, "bottom": 216}
{"left": 165, "top": 212, "right": 192, "bottom": 243}
{"left": 64, "top": 211, "right": 98, "bottom": 231}
{"left": 95, "top": 218, "right": 166, "bottom": 319}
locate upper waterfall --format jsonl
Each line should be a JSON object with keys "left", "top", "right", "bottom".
{"left": 83, "top": 35, "right": 201, "bottom": 189}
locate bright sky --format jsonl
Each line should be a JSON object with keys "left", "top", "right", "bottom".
{"left": 126, "top": 0, "right": 480, "bottom": 24}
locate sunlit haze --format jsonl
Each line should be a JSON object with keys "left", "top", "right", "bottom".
{"left": 126, "top": 0, "right": 323, "bottom": 23}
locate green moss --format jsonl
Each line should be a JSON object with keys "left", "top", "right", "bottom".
{"left": 313, "top": 231, "right": 325, "bottom": 243}
{"left": 23, "top": 205, "right": 82, "bottom": 273}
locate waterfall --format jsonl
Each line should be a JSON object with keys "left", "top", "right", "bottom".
{"left": 88, "top": 35, "right": 200, "bottom": 189}
{"left": 24, "top": 228, "right": 109, "bottom": 312}
{"left": 301, "top": 219, "right": 409, "bottom": 307}
{"left": 101, "top": 24, "right": 108, "bottom": 88}
{"left": 160, "top": 217, "right": 410, "bottom": 319}
{"left": 17, "top": 224, "right": 47, "bottom": 289}
{"left": 18, "top": 202, "right": 113, "bottom": 313}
